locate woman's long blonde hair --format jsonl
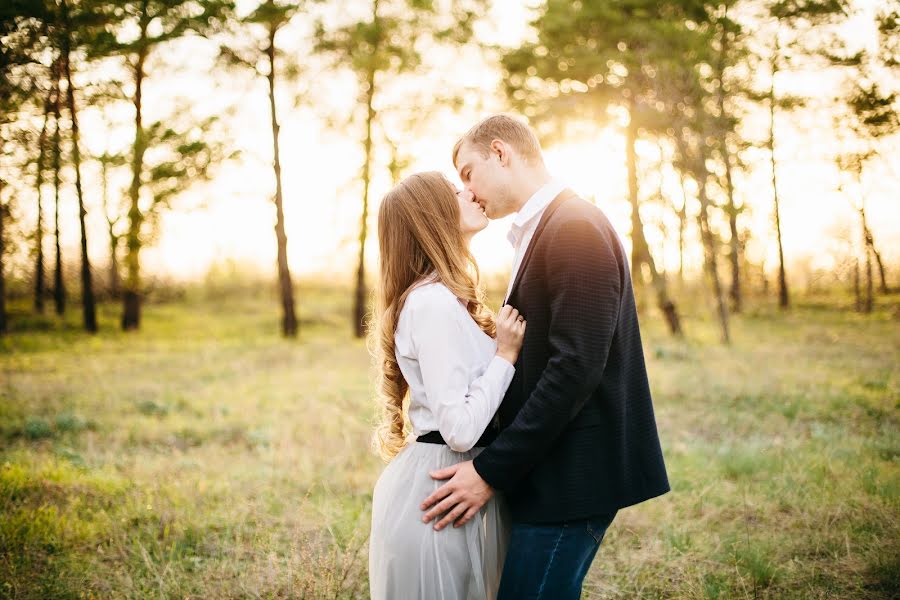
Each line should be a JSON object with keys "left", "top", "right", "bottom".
{"left": 370, "top": 171, "right": 495, "bottom": 462}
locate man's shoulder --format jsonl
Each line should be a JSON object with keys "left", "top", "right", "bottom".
{"left": 546, "top": 195, "right": 615, "bottom": 233}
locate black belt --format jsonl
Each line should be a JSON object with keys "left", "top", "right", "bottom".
{"left": 416, "top": 428, "right": 497, "bottom": 448}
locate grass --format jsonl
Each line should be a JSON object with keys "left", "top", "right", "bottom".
{"left": 0, "top": 282, "right": 897, "bottom": 599}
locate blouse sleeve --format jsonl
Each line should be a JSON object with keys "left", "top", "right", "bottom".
{"left": 409, "top": 288, "right": 515, "bottom": 452}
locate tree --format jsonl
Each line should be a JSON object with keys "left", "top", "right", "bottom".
{"left": 706, "top": 1, "right": 753, "bottom": 313}
{"left": 502, "top": 0, "right": 709, "bottom": 337}
{"left": 676, "top": 129, "right": 731, "bottom": 343}
{"left": 1, "top": 0, "right": 51, "bottom": 332}
{"left": 219, "top": 0, "right": 306, "bottom": 337}
{"left": 92, "top": 0, "right": 235, "bottom": 330}
{"left": 50, "top": 56, "right": 65, "bottom": 316}
{"left": 32, "top": 79, "right": 57, "bottom": 313}
{"left": 94, "top": 149, "right": 127, "bottom": 297}
{"left": 827, "top": 4, "right": 898, "bottom": 298}
{"left": 762, "top": 0, "right": 850, "bottom": 309}
{"left": 59, "top": 0, "right": 99, "bottom": 332}
{"left": 314, "top": 0, "right": 484, "bottom": 338}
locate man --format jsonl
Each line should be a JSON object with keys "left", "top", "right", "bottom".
{"left": 420, "top": 114, "right": 670, "bottom": 599}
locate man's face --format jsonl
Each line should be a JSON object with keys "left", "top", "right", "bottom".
{"left": 455, "top": 141, "right": 515, "bottom": 219}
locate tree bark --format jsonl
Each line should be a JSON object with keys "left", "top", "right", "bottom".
{"left": 100, "top": 158, "right": 121, "bottom": 297}
{"left": 353, "top": 0, "right": 381, "bottom": 339}
{"left": 677, "top": 172, "right": 688, "bottom": 285}
{"left": 34, "top": 81, "right": 54, "bottom": 314}
{"left": 862, "top": 221, "right": 873, "bottom": 313}
{"left": 354, "top": 62, "right": 376, "bottom": 339}
{"left": 62, "top": 8, "right": 97, "bottom": 333}
{"left": 769, "top": 49, "right": 789, "bottom": 309}
{"left": 52, "top": 62, "right": 66, "bottom": 317}
{"left": 698, "top": 174, "right": 730, "bottom": 344}
{"left": 859, "top": 209, "right": 888, "bottom": 294}
{"left": 679, "top": 134, "right": 729, "bottom": 343}
{"left": 625, "top": 102, "right": 682, "bottom": 336}
{"left": 267, "top": 20, "right": 298, "bottom": 338}
{"left": 122, "top": 36, "right": 147, "bottom": 330}
{"left": 716, "top": 7, "right": 742, "bottom": 314}
{"left": 0, "top": 177, "right": 6, "bottom": 334}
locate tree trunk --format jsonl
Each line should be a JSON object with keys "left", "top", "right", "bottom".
{"left": 859, "top": 209, "right": 888, "bottom": 295}
{"left": 680, "top": 134, "right": 729, "bottom": 344}
{"left": 34, "top": 83, "right": 54, "bottom": 314}
{"left": 863, "top": 234, "right": 873, "bottom": 314}
{"left": 716, "top": 8, "right": 742, "bottom": 314}
{"left": 267, "top": 22, "right": 298, "bottom": 338}
{"left": 0, "top": 178, "right": 6, "bottom": 334}
{"left": 122, "top": 43, "right": 147, "bottom": 331}
{"left": 625, "top": 102, "right": 682, "bottom": 336}
{"left": 62, "top": 15, "right": 97, "bottom": 333}
{"left": 354, "top": 63, "right": 376, "bottom": 339}
{"left": 769, "top": 51, "right": 789, "bottom": 309}
{"left": 100, "top": 159, "right": 121, "bottom": 297}
{"left": 869, "top": 238, "right": 888, "bottom": 295}
{"left": 677, "top": 172, "right": 688, "bottom": 285}
{"left": 52, "top": 65, "right": 66, "bottom": 317}
{"left": 698, "top": 181, "right": 730, "bottom": 344}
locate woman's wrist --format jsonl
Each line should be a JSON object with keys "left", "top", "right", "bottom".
{"left": 496, "top": 349, "right": 518, "bottom": 365}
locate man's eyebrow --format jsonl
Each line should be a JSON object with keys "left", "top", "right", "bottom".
{"left": 458, "top": 162, "right": 471, "bottom": 178}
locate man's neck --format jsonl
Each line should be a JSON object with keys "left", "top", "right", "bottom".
{"left": 511, "top": 168, "right": 553, "bottom": 213}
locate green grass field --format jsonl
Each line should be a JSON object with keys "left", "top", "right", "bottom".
{"left": 1, "top": 283, "right": 897, "bottom": 599}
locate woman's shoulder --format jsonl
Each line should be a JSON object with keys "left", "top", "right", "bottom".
{"left": 395, "top": 281, "right": 463, "bottom": 356}
{"left": 402, "top": 280, "right": 459, "bottom": 318}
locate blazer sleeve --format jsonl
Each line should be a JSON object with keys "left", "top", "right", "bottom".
{"left": 472, "top": 217, "right": 622, "bottom": 490}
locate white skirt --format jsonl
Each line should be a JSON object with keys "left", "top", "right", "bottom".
{"left": 369, "top": 438, "right": 511, "bottom": 600}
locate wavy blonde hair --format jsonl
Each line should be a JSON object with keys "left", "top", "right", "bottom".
{"left": 370, "top": 171, "right": 496, "bottom": 462}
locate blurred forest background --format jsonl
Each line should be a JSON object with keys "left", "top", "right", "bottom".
{"left": 0, "top": 0, "right": 897, "bottom": 598}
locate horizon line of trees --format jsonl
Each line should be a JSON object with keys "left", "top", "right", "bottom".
{"left": 1, "top": 0, "right": 896, "bottom": 344}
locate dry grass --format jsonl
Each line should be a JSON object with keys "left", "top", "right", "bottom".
{"left": 0, "top": 283, "right": 897, "bottom": 599}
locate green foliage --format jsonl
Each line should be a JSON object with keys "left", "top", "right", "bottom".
{"left": 502, "top": 0, "right": 713, "bottom": 138}
{"left": 23, "top": 417, "right": 52, "bottom": 439}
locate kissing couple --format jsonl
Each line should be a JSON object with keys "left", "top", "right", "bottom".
{"left": 367, "top": 114, "right": 670, "bottom": 599}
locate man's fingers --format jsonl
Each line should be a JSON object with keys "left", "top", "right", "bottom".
{"left": 434, "top": 502, "right": 468, "bottom": 531}
{"left": 454, "top": 505, "right": 481, "bottom": 528}
{"left": 423, "top": 492, "right": 461, "bottom": 524}
{"left": 420, "top": 482, "right": 454, "bottom": 511}
{"left": 429, "top": 464, "right": 459, "bottom": 481}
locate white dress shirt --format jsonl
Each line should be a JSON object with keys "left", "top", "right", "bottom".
{"left": 504, "top": 178, "right": 568, "bottom": 302}
{"left": 395, "top": 280, "right": 516, "bottom": 452}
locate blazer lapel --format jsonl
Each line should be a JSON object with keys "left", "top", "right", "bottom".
{"left": 504, "top": 188, "right": 577, "bottom": 305}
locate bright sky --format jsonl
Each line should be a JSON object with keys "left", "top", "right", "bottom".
{"left": 39, "top": 0, "right": 900, "bottom": 287}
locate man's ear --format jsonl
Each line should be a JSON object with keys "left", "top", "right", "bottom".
{"left": 490, "top": 139, "right": 508, "bottom": 166}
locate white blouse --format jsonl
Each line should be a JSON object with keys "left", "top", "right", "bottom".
{"left": 394, "top": 280, "right": 516, "bottom": 452}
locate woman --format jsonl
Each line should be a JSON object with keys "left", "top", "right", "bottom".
{"left": 368, "top": 171, "right": 526, "bottom": 600}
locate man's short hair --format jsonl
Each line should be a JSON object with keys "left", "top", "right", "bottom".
{"left": 452, "top": 114, "right": 544, "bottom": 168}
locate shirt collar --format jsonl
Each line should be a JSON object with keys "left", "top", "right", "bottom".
{"left": 507, "top": 178, "right": 567, "bottom": 247}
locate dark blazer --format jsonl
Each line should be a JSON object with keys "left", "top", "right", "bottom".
{"left": 472, "top": 190, "right": 670, "bottom": 524}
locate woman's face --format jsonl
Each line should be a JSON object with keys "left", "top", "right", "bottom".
{"left": 456, "top": 186, "right": 489, "bottom": 237}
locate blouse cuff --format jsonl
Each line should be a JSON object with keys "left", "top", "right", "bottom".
{"left": 487, "top": 354, "right": 516, "bottom": 390}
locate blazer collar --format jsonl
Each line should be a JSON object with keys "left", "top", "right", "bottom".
{"left": 504, "top": 188, "right": 577, "bottom": 305}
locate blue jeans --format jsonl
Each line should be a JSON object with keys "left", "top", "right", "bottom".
{"left": 496, "top": 511, "right": 617, "bottom": 600}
